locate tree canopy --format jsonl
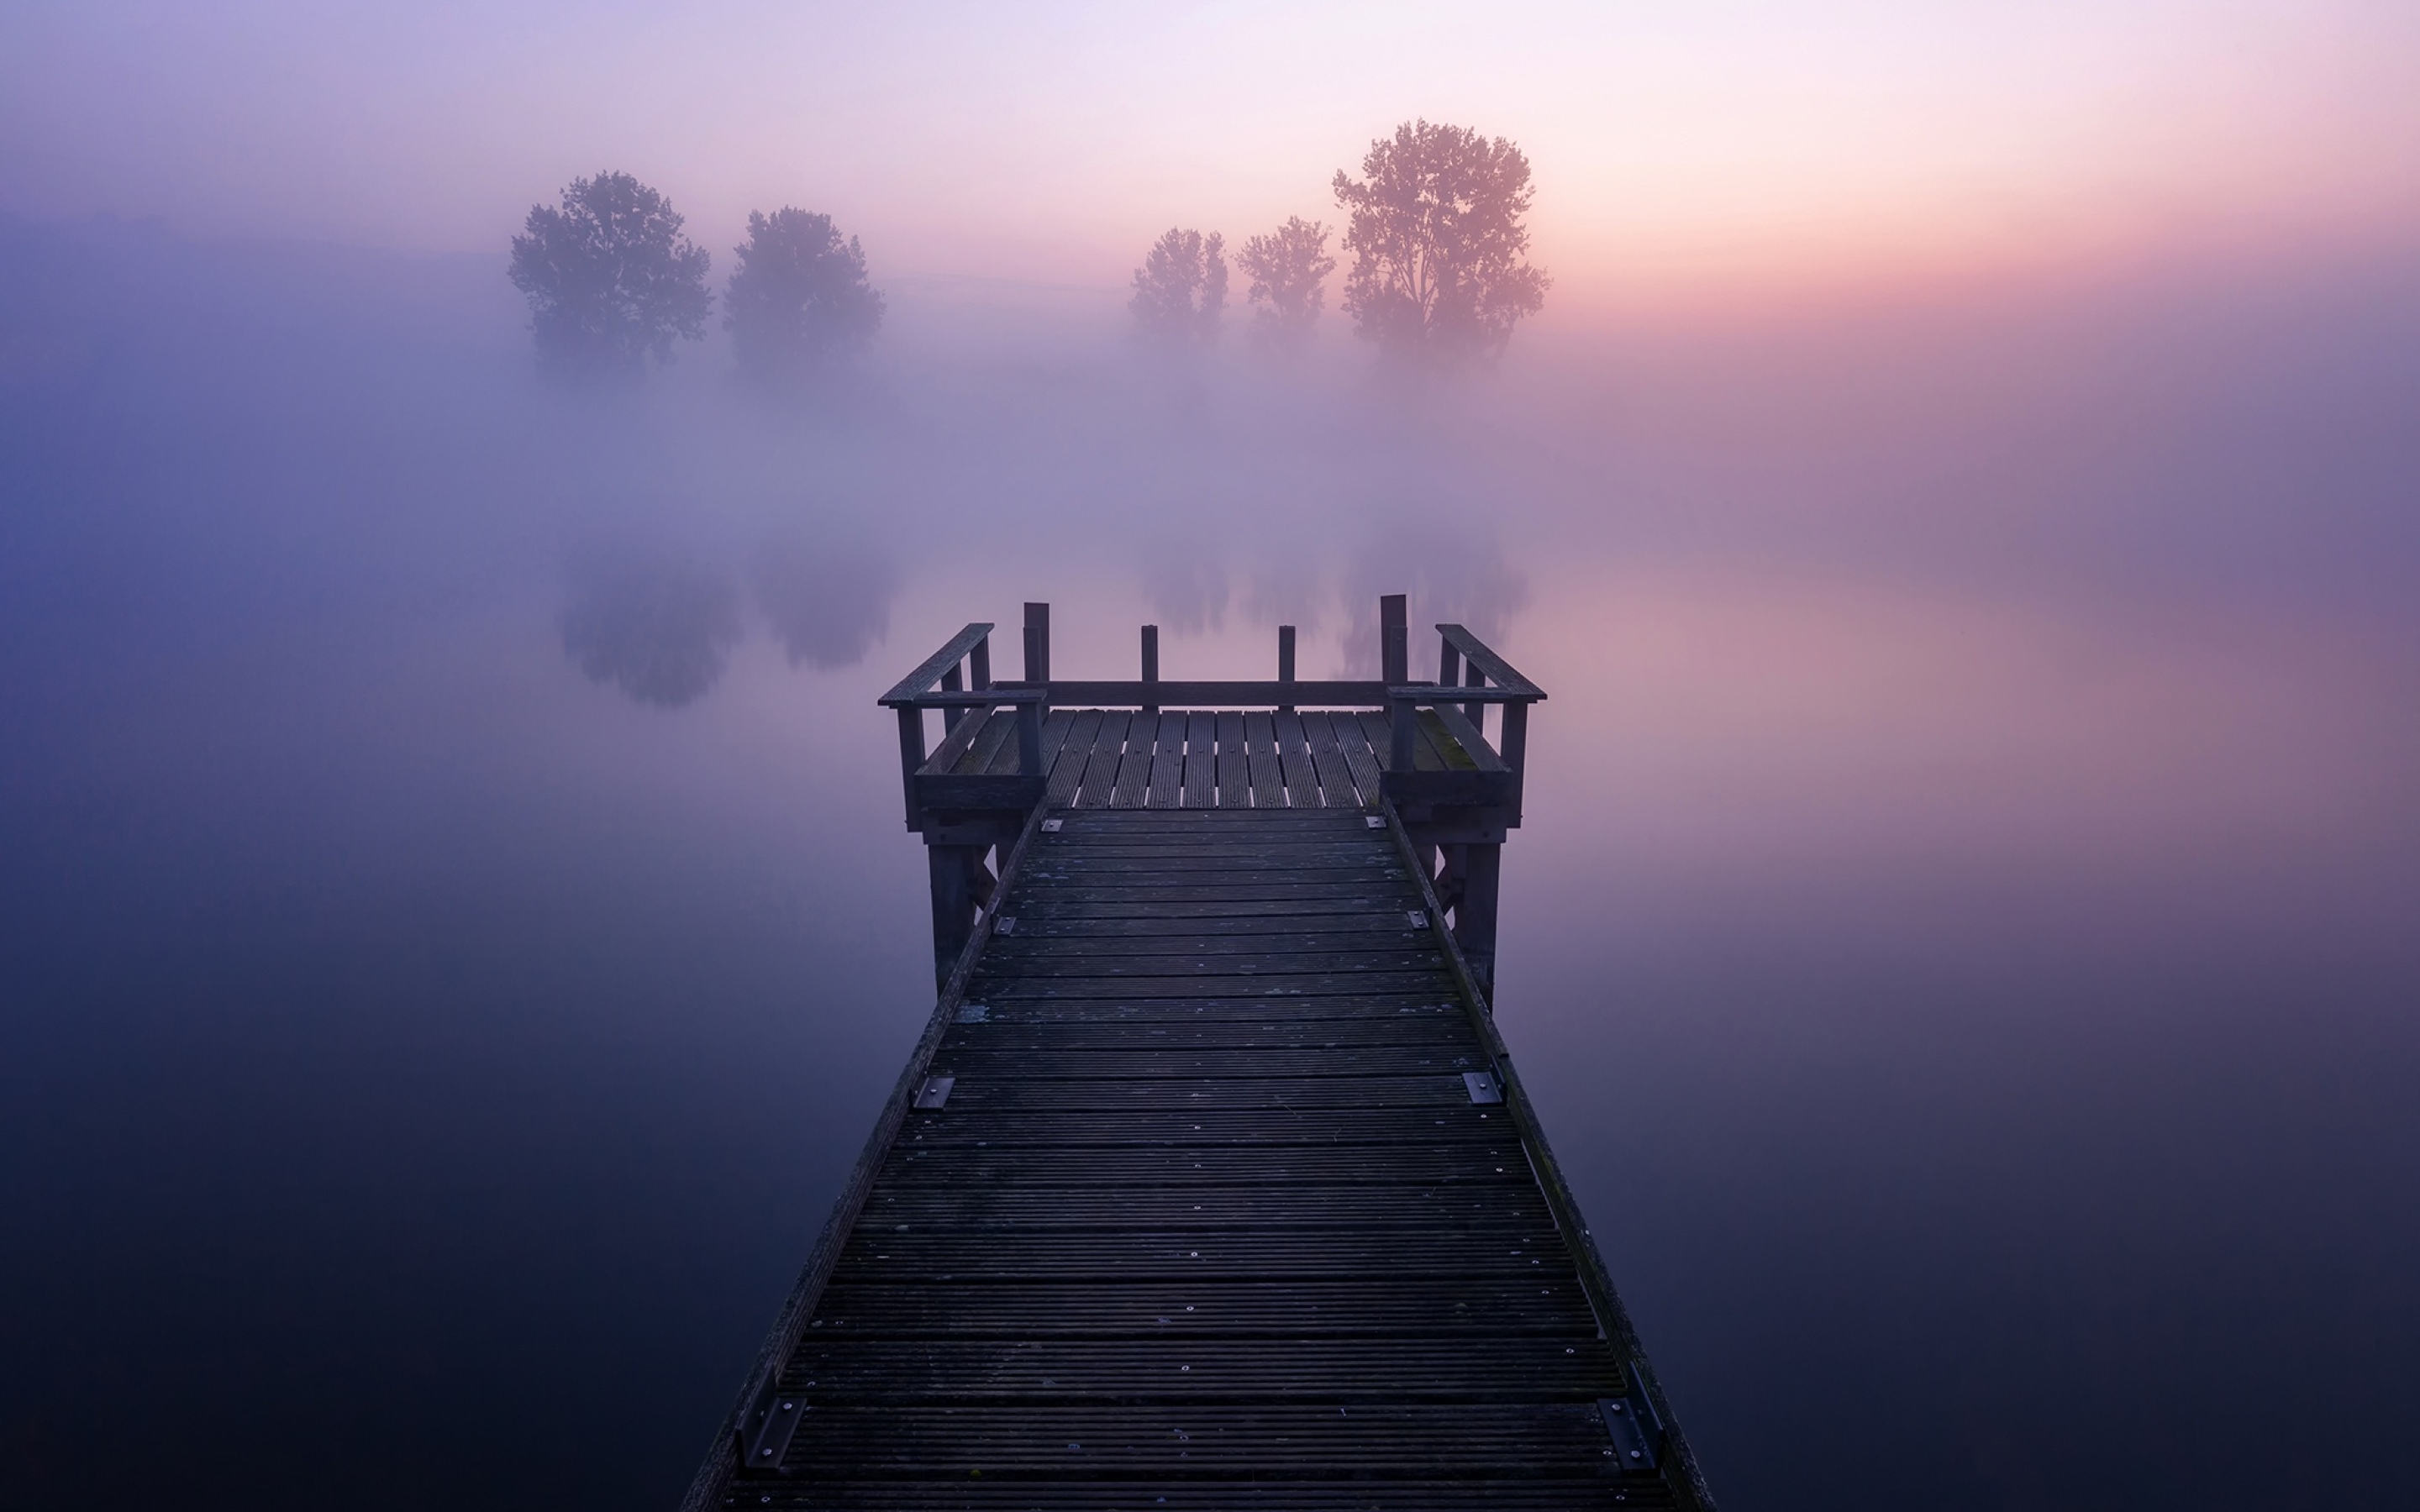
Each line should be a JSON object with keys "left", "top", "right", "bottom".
{"left": 508, "top": 171, "right": 712, "bottom": 378}
{"left": 1331, "top": 122, "right": 1549, "bottom": 366}
{"left": 1128, "top": 228, "right": 1228, "bottom": 347}
{"left": 1236, "top": 217, "right": 1336, "bottom": 354}
{"left": 723, "top": 208, "right": 884, "bottom": 384}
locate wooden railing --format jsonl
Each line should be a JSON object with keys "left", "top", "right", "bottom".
{"left": 879, "top": 596, "right": 1544, "bottom": 828}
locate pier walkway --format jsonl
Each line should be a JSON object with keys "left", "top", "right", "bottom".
{"left": 684, "top": 601, "right": 1712, "bottom": 1511}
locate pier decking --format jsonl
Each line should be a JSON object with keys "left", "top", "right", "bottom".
{"left": 685, "top": 601, "right": 1712, "bottom": 1511}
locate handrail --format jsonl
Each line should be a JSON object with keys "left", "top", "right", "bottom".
{"left": 880, "top": 610, "right": 1544, "bottom": 831}
{"left": 1436, "top": 623, "right": 1543, "bottom": 699}
{"left": 879, "top": 622, "right": 994, "bottom": 706}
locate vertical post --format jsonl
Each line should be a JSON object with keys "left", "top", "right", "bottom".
{"left": 1464, "top": 658, "right": 1486, "bottom": 738}
{"left": 927, "top": 845, "right": 979, "bottom": 988}
{"left": 1499, "top": 699, "right": 1529, "bottom": 823}
{"left": 1140, "top": 625, "right": 1159, "bottom": 718}
{"left": 1016, "top": 699, "right": 1042, "bottom": 775}
{"left": 1380, "top": 594, "right": 1407, "bottom": 685}
{"left": 1023, "top": 602, "right": 1050, "bottom": 684}
{"left": 1439, "top": 638, "right": 1461, "bottom": 693}
{"left": 1277, "top": 625, "right": 1296, "bottom": 715}
{"left": 969, "top": 634, "right": 991, "bottom": 691}
{"left": 1383, "top": 595, "right": 1413, "bottom": 784}
{"left": 895, "top": 706, "right": 927, "bottom": 831}
{"left": 1455, "top": 843, "right": 1504, "bottom": 992}
{"left": 939, "top": 661, "right": 965, "bottom": 733}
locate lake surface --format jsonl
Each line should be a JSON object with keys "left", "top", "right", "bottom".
{"left": 3, "top": 215, "right": 2415, "bottom": 1509}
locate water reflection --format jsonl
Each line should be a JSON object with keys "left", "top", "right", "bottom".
{"left": 560, "top": 544, "right": 743, "bottom": 707}
{"left": 750, "top": 529, "right": 900, "bottom": 670}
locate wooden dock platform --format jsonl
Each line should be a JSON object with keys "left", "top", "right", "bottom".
{"left": 684, "top": 601, "right": 1712, "bottom": 1511}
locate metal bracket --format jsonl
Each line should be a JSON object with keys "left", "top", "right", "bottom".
{"left": 1463, "top": 1070, "right": 1503, "bottom": 1105}
{"left": 1040, "top": 818, "right": 1063, "bottom": 832}
{"left": 735, "top": 1382, "right": 808, "bottom": 1476}
{"left": 1407, "top": 910, "right": 1427, "bottom": 928}
{"left": 1598, "top": 1362, "right": 1667, "bottom": 1474}
{"left": 1365, "top": 815, "right": 1386, "bottom": 829}
{"left": 955, "top": 1004, "right": 989, "bottom": 1024}
{"left": 994, "top": 916, "right": 1017, "bottom": 935}
{"left": 913, "top": 1075, "right": 955, "bottom": 1110}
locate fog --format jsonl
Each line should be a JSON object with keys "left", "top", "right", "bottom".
{"left": 3, "top": 207, "right": 2416, "bottom": 1509}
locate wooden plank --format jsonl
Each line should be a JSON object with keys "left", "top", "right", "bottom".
{"left": 1301, "top": 710, "right": 1363, "bottom": 808}
{"left": 1426, "top": 700, "right": 1507, "bottom": 773}
{"left": 1330, "top": 710, "right": 1386, "bottom": 801}
{"left": 1180, "top": 711, "right": 1218, "bottom": 807}
{"left": 1042, "top": 709, "right": 1102, "bottom": 805}
{"left": 971, "top": 950, "right": 1448, "bottom": 979}
{"left": 1023, "top": 860, "right": 1403, "bottom": 882}
{"left": 1244, "top": 711, "right": 1286, "bottom": 806}
{"left": 1213, "top": 711, "right": 1248, "bottom": 807}
{"left": 968, "top": 973, "right": 1459, "bottom": 1001}
{"left": 1074, "top": 711, "right": 1129, "bottom": 809}
{"left": 986, "top": 932, "right": 1436, "bottom": 958}
{"left": 950, "top": 706, "right": 1019, "bottom": 774}
{"left": 986, "top": 706, "right": 1073, "bottom": 776}
{"left": 813, "top": 1277, "right": 1597, "bottom": 1332}
{"left": 915, "top": 701, "right": 990, "bottom": 775}
{"left": 1274, "top": 710, "right": 1322, "bottom": 806}
{"left": 1147, "top": 711, "right": 1186, "bottom": 807}
{"left": 1040, "top": 679, "right": 1386, "bottom": 706}
{"left": 1109, "top": 717, "right": 1156, "bottom": 808}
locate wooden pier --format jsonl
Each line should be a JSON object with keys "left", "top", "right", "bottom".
{"left": 684, "top": 599, "right": 1713, "bottom": 1511}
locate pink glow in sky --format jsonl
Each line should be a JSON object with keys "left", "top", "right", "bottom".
{"left": 4, "top": 2, "right": 2417, "bottom": 306}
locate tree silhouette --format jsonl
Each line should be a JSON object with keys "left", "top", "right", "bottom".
{"left": 724, "top": 208, "right": 885, "bottom": 384}
{"left": 1331, "top": 122, "right": 1549, "bottom": 366}
{"left": 1128, "top": 228, "right": 1227, "bottom": 347}
{"left": 1236, "top": 217, "right": 1336, "bottom": 354}
{"left": 508, "top": 171, "right": 711, "bottom": 378}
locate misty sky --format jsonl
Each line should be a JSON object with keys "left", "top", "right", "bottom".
{"left": 4, "top": 7, "right": 2419, "bottom": 1511}
{"left": 6, "top": 1, "right": 2417, "bottom": 303}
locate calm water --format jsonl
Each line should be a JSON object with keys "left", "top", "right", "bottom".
{"left": 3, "top": 215, "right": 2416, "bottom": 1509}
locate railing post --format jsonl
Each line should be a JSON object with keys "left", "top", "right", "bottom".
{"left": 1464, "top": 658, "right": 1486, "bottom": 738}
{"left": 895, "top": 706, "right": 927, "bottom": 831}
{"left": 1023, "top": 602, "right": 1050, "bottom": 684}
{"left": 1016, "top": 698, "right": 1043, "bottom": 776}
{"left": 939, "top": 661, "right": 965, "bottom": 732}
{"left": 1499, "top": 698, "right": 1529, "bottom": 823}
{"left": 1380, "top": 594, "right": 1407, "bottom": 685}
{"left": 1389, "top": 694, "right": 1418, "bottom": 776}
{"left": 1278, "top": 625, "right": 1296, "bottom": 715}
{"left": 1439, "top": 638, "right": 1460, "bottom": 695}
{"left": 1140, "top": 625, "right": 1159, "bottom": 718}
{"left": 969, "top": 634, "right": 990, "bottom": 691}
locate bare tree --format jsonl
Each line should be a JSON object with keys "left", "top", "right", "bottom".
{"left": 508, "top": 171, "right": 711, "bottom": 378}
{"left": 1236, "top": 217, "right": 1336, "bottom": 354}
{"left": 1331, "top": 121, "right": 1549, "bottom": 366}
{"left": 723, "top": 208, "right": 884, "bottom": 385}
{"left": 1128, "top": 228, "right": 1228, "bottom": 346}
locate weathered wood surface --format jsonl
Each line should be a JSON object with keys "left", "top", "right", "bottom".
{"left": 717, "top": 808, "right": 1689, "bottom": 1509}
{"left": 923, "top": 705, "right": 1514, "bottom": 811}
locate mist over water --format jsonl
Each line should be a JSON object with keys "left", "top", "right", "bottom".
{"left": 3, "top": 209, "right": 2417, "bottom": 1509}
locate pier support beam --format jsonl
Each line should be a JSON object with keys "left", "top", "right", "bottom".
{"left": 1448, "top": 842, "right": 1502, "bottom": 990}
{"left": 926, "top": 843, "right": 993, "bottom": 988}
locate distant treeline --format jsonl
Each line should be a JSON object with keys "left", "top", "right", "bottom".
{"left": 506, "top": 118, "right": 1548, "bottom": 386}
